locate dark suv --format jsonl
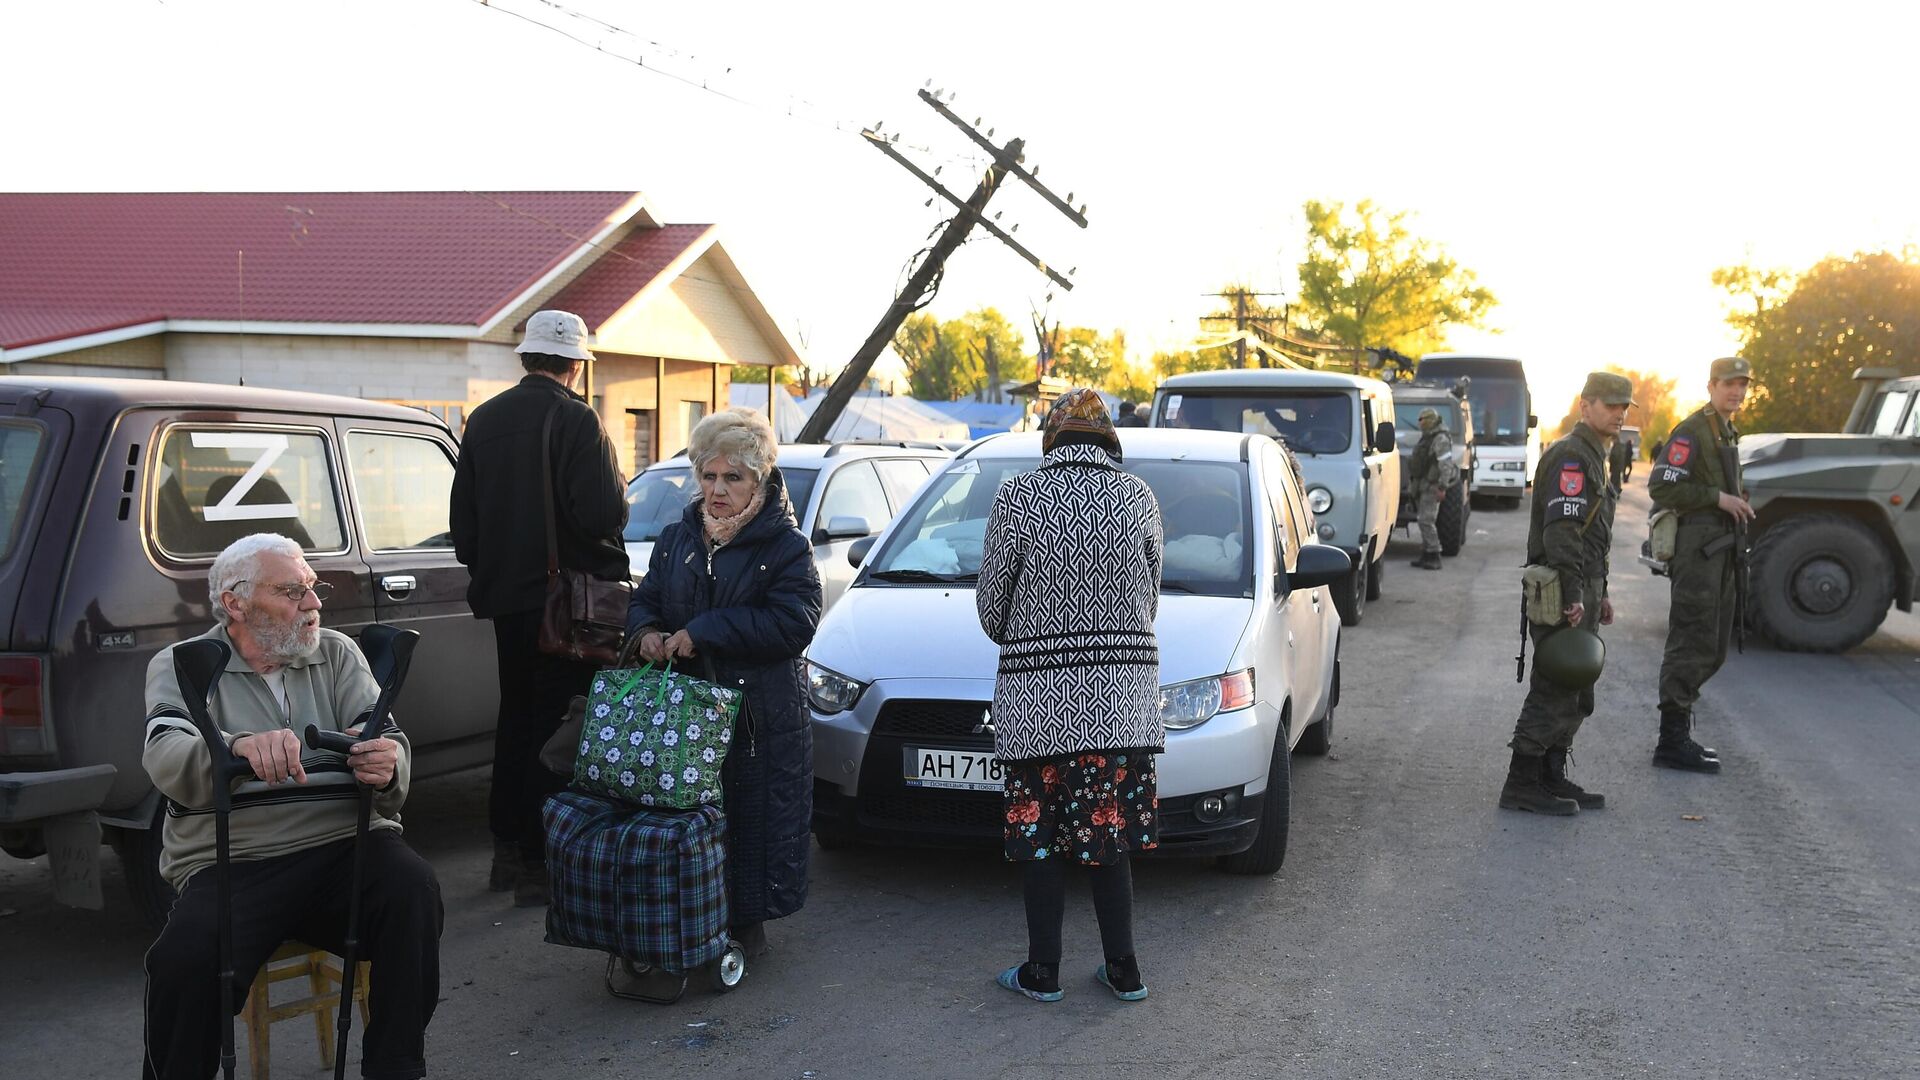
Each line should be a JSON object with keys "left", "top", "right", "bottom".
{"left": 0, "top": 378, "right": 496, "bottom": 921}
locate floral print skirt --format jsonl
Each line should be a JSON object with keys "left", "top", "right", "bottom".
{"left": 1003, "top": 750, "right": 1159, "bottom": 865}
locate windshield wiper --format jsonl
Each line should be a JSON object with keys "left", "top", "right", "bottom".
{"left": 1160, "top": 580, "right": 1206, "bottom": 594}
{"left": 869, "top": 568, "right": 971, "bottom": 583}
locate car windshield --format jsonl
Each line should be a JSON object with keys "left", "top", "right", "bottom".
{"left": 1158, "top": 391, "right": 1352, "bottom": 455}
{"left": 1395, "top": 403, "right": 1464, "bottom": 441}
{"left": 1464, "top": 379, "right": 1529, "bottom": 445}
{"left": 623, "top": 466, "right": 819, "bottom": 542}
{"left": 867, "top": 456, "right": 1253, "bottom": 597}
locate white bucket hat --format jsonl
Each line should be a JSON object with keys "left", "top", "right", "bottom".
{"left": 517, "top": 309, "right": 595, "bottom": 362}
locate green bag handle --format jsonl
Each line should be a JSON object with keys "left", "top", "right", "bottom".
{"left": 609, "top": 659, "right": 663, "bottom": 704}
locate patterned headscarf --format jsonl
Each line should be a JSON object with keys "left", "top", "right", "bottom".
{"left": 1041, "top": 387, "right": 1121, "bottom": 455}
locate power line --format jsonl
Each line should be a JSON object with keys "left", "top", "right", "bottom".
{"left": 467, "top": 0, "right": 986, "bottom": 170}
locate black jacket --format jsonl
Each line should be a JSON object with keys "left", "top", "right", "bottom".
{"left": 450, "top": 375, "right": 629, "bottom": 618}
{"left": 626, "top": 469, "right": 822, "bottom": 924}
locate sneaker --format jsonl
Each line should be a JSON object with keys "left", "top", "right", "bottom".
{"left": 1095, "top": 959, "right": 1149, "bottom": 1002}
{"left": 996, "top": 962, "right": 1063, "bottom": 1002}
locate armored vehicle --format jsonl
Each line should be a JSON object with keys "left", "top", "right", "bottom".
{"left": 1389, "top": 381, "right": 1475, "bottom": 556}
{"left": 1740, "top": 367, "right": 1919, "bottom": 652}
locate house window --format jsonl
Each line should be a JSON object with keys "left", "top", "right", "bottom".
{"left": 680, "top": 400, "right": 708, "bottom": 441}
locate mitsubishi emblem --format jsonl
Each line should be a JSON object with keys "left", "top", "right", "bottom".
{"left": 973, "top": 708, "right": 994, "bottom": 735}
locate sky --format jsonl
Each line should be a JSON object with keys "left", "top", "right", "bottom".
{"left": 7, "top": 0, "right": 1918, "bottom": 417}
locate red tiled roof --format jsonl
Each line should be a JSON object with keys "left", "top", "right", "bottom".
{"left": 0, "top": 192, "right": 643, "bottom": 349}
{"left": 541, "top": 224, "right": 713, "bottom": 330}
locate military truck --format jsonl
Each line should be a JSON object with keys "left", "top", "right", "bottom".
{"left": 1740, "top": 367, "right": 1919, "bottom": 652}
{"left": 1389, "top": 381, "right": 1475, "bottom": 555}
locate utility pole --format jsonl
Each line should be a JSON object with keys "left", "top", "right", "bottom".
{"left": 1200, "top": 287, "right": 1285, "bottom": 369}
{"left": 797, "top": 88, "right": 1087, "bottom": 443}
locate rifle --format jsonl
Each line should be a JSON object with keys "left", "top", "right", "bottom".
{"left": 1723, "top": 438, "right": 1749, "bottom": 654}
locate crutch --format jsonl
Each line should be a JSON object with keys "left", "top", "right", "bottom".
{"left": 302, "top": 624, "right": 420, "bottom": 1080}
{"left": 171, "top": 638, "right": 254, "bottom": 1080}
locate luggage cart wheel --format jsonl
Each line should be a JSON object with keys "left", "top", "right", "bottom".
{"left": 710, "top": 942, "right": 747, "bottom": 992}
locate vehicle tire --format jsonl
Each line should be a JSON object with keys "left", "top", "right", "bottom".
{"left": 111, "top": 809, "right": 176, "bottom": 930}
{"left": 1365, "top": 552, "right": 1385, "bottom": 601}
{"left": 1504, "top": 495, "right": 1524, "bottom": 511}
{"left": 1749, "top": 513, "right": 1895, "bottom": 653}
{"left": 1295, "top": 651, "right": 1336, "bottom": 757}
{"left": 1438, "top": 481, "right": 1467, "bottom": 556}
{"left": 1219, "top": 726, "right": 1291, "bottom": 876}
{"left": 1332, "top": 558, "right": 1366, "bottom": 626}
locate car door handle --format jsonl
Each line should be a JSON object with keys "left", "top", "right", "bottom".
{"left": 379, "top": 574, "right": 417, "bottom": 598}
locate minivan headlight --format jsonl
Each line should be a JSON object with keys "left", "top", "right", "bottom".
{"left": 1306, "top": 486, "right": 1333, "bottom": 513}
{"left": 1160, "top": 670, "right": 1255, "bottom": 731}
{"left": 806, "top": 662, "right": 867, "bottom": 714}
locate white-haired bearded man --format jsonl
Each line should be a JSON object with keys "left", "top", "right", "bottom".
{"left": 140, "top": 533, "right": 442, "bottom": 1080}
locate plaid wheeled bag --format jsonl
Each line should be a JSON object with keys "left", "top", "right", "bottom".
{"left": 542, "top": 790, "right": 729, "bottom": 974}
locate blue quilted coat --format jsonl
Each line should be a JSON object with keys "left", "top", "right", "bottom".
{"left": 626, "top": 468, "right": 823, "bottom": 924}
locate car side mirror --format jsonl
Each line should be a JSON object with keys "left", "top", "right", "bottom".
{"left": 813, "top": 515, "right": 873, "bottom": 544}
{"left": 1527, "top": 413, "right": 1539, "bottom": 430}
{"left": 848, "top": 536, "right": 877, "bottom": 568}
{"left": 1373, "top": 421, "right": 1396, "bottom": 453}
{"left": 1286, "top": 544, "right": 1353, "bottom": 594}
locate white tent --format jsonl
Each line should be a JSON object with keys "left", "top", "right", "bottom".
{"left": 727, "top": 383, "right": 810, "bottom": 441}
{"left": 797, "top": 391, "right": 970, "bottom": 442}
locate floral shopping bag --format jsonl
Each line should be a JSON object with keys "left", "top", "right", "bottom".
{"left": 571, "top": 661, "right": 741, "bottom": 810}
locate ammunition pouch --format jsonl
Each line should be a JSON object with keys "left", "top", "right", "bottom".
{"left": 1522, "top": 564, "right": 1564, "bottom": 626}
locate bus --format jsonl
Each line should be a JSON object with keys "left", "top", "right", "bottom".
{"left": 1415, "top": 354, "right": 1538, "bottom": 506}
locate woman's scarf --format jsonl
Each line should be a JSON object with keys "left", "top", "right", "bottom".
{"left": 701, "top": 479, "right": 767, "bottom": 550}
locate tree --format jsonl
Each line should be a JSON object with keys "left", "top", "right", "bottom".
{"left": 1714, "top": 249, "right": 1920, "bottom": 432}
{"left": 1151, "top": 347, "right": 1234, "bottom": 380}
{"left": 1294, "top": 199, "right": 1497, "bottom": 368}
{"left": 1050, "top": 326, "right": 1127, "bottom": 387}
{"left": 1549, "top": 367, "right": 1680, "bottom": 444}
{"left": 891, "top": 307, "right": 1032, "bottom": 401}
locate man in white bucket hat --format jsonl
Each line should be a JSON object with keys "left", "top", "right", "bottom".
{"left": 450, "top": 310, "right": 627, "bottom": 905}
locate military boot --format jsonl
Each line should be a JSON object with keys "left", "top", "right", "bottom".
{"left": 1411, "top": 551, "right": 1443, "bottom": 570}
{"left": 1541, "top": 748, "right": 1604, "bottom": 809}
{"left": 1653, "top": 709, "right": 1721, "bottom": 773}
{"left": 1498, "top": 750, "right": 1579, "bottom": 815}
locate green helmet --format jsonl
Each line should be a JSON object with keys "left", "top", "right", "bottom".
{"left": 1417, "top": 407, "right": 1441, "bottom": 428}
{"left": 1534, "top": 626, "right": 1606, "bottom": 690}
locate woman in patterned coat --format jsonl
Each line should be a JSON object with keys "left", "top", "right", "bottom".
{"left": 975, "top": 388, "right": 1165, "bottom": 1002}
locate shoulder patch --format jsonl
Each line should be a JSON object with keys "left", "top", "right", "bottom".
{"left": 1558, "top": 460, "right": 1586, "bottom": 497}
{"left": 1666, "top": 435, "right": 1692, "bottom": 467}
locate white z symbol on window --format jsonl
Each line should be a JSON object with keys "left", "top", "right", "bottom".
{"left": 191, "top": 432, "right": 301, "bottom": 522}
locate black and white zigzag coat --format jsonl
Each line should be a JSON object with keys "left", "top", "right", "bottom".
{"left": 975, "top": 443, "right": 1166, "bottom": 762}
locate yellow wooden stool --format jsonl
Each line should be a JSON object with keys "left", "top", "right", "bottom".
{"left": 240, "top": 942, "right": 370, "bottom": 1080}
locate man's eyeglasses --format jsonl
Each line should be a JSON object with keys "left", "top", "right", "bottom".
{"left": 235, "top": 580, "right": 333, "bottom": 603}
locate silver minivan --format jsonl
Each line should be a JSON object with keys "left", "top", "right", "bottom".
{"left": 1151, "top": 369, "right": 1400, "bottom": 625}
{"left": 805, "top": 429, "right": 1348, "bottom": 876}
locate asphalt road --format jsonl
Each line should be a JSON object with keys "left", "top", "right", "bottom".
{"left": 3, "top": 473, "right": 1916, "bottom": 1079}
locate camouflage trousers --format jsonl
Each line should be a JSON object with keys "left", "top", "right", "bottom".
{"left": 1415, "top": 487, "right": 1442, "bottom": 554}
{"left": 1509, "top": 577, "right": 1605, "bottom": 756}
{"left": 1657, "top": 522, "right": 1737, "bottom": 714}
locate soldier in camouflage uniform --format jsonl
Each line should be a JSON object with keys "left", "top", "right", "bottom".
{"left": 1407, "top": 407, "right": 1453, "bottom": 570}
{"left": 1499, "top": 372, "right": 1633, "bottom": 815}
{"left": 1647, "top": 357, "right": 1754, "bottom": 773}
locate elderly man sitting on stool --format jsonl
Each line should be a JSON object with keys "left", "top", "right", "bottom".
{"left": 141, "top": 533, "right": 442, "bottom": 1080}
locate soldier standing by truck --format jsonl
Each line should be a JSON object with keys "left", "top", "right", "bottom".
{"left": 1407, "top": 408, "right": 1453, "bottom": 570}
{"left": 1498, "top": 372, "right": 1632, "bottom": 815}
{"left": 1647, "top": 357, "right": 1754, "bottom": 774}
